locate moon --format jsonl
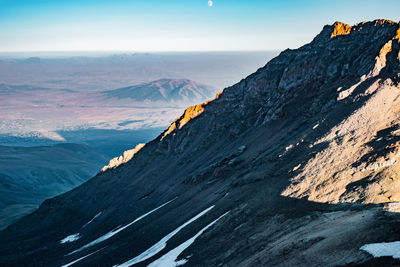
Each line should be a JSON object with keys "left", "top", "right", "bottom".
{"left": 208, "top": 0, "right": 213, "bottom": 7}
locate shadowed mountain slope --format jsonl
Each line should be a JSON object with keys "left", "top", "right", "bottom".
{"left": 1, "top": 20, "right": 400, "bottom": 266}
{"left": 0, "top": 143, "right": 108, "bottom": 230}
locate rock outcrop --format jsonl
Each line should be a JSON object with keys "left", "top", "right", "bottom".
{"left": 331, "top": 21, "right": 352, "bottom": 37}
{"left": 1, "top": 20, "right": 400, "bottom": 267}
{"left": 101, "top": 143, "right": 145, "bottom": 172}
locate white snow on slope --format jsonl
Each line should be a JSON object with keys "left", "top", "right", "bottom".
{"left": 60, "top": 233, "right": 80, "bottom": 244}
{"left": 62, "top": 247, "right": 105, "bottom": 267}
{"left": 360, "top": 241, "right": 400, "bottom": 259}
{"left": 82, "top": 212, "right": 102, "bottom": 228}
{"left": 113, "top": 205, "right": 215, "bottom": 267}
{"left": 148, "top": 211, "right": 230, "bottom": 267}
{"left": 68, "top": 198, "right": 177, "bottom": 255}
{"left": 60, "top": 212, "right": 102, "bottom": 245}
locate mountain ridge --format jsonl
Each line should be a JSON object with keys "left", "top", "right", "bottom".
{"left": 159, "top": 19, "right": 400, "bottom": 141}
{"left": 102, "top": 78, "right": 216, "bottom": 104}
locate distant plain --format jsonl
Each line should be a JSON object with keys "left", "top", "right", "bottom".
{"left": 0, "top": 51, "right": 278, "bottom": 149}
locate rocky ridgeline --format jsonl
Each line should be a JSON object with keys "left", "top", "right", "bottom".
{"left": 160, "top": 19, "right": 400, "bottom": 150}
{"left": 101, "top": 143, "right": 145, "bottom": 172}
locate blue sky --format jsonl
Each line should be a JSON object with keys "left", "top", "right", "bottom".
{"left": 0, "top": 0, "right": 399, "bottom": 52}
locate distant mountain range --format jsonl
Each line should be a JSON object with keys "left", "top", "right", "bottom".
{"left": 0, "top": 78, "right": 216, "bottom": 139}
{"left": 0, "top": 51, "right": 277, "bottom": 91}
{"left": 102, "top": 78, "right": 216, "bottom": 104}
{"left": 0, "top": 78, "right": 215, "bottom": 104}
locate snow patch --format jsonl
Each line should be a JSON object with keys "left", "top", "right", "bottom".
{"left": 360, "top": 241, "right": 400, "bottom": 259}
{"left": 62, "top": 247, "right": 105, "bottom": 267}
{"left": 285, "top": 144, "right": 293, "bottom": 151}
{"left": 113, "top": 205, "right": 215, "bottom": 267}
{"left": 148, "top": 211, "right": 229, "bottom": 267}
{"left": 60, "top": 233, "right": 80, "bottom": 244}
{"left": 82, "top": 212, "right": 102, "bottom": 228}
{"left": 69, "top": 198, "right": 177, "bottom": 255}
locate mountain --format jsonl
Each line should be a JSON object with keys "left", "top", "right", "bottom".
{"left": 102, "top": 78, "right": 216, "bottom": 104}
{"left": 0, "top": 143, "right": 108, "bottom": 230}
{"left": 1, "top": 20, "right": 400, "bottom": 266}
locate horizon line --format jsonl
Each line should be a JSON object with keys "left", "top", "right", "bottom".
{"left": 0, "top": 50, "right": 282, "bottom": 59}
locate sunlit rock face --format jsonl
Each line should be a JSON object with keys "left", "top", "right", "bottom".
{"left": 1, "top": 20, "right": 400, "bottom": 267}
{"left": 162, "top": 103, "right": 206, "bottom": 140}
{"left": 101, "top": 143, "right": 146, "bottom": 172}
{"left": 330, "top": 21, "right": 352, "bottom": 37}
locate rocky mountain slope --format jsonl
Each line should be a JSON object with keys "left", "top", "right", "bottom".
{"left": 1, "top": 20, "right": 400, "bottom": 266}
{"left": 102, "top": 78, "right": 215, "bottom": 104}
{"left": 0, "top": 143, "right": 108, "bottom": 230}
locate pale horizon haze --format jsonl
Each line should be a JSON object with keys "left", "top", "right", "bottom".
{"left": 0, "top": 0, "right": 399, "bottom": 53}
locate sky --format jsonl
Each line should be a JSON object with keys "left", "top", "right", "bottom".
{"left": 0, "top": 0, "right": 399, "bottom": 53}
